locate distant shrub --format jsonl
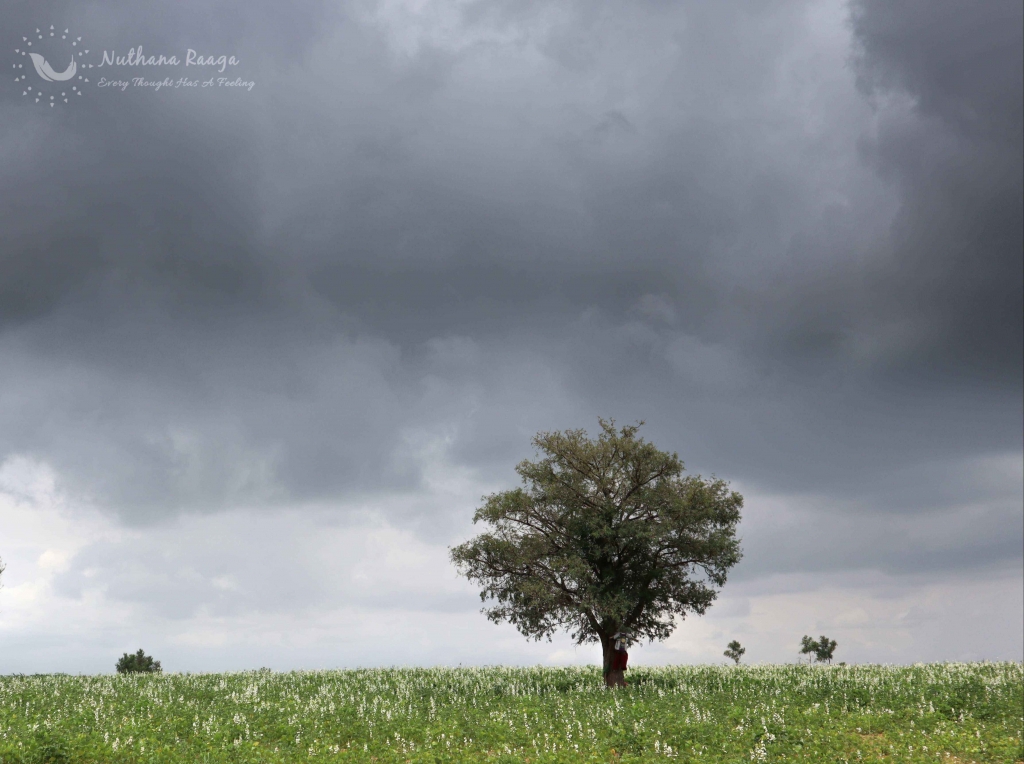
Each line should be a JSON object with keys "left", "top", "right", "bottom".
{"left": 116, "top": 649, "right": 162, "bottom": 674}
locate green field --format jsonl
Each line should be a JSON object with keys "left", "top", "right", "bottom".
{"left": 1, "top": 663, "right": 1021, "bottom": 763}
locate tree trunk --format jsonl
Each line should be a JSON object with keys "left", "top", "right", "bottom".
{"left": 601, "top": 633, "right": 626, "bottom": 687}
{"left": 601, "top": 633, "right": 614, "bottom": 687}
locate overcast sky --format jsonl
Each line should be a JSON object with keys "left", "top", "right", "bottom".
{"left": 1, "top": 0, "right": 1021, "bottom": 673}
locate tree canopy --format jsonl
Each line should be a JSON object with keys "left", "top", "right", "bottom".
{"left": 724, "top": 640, "right": 746, "bottom": 664}
{"left": 800, "top": 635, "right": 838, "bottom": 665}
{"left": 116, "top": 649, "right": 162, "bottom": 674}
{"left": 450, "top": 420, "right": 743, "bottom": 675}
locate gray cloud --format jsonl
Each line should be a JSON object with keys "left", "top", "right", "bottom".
{"left": 51, "top": 510, "right": 476, "bottom": 619}
{"left": 1, "top": 0, "right": 1020, "bottom": 611}
{"left": 734, "top": 457, "right": 1024, "bottom": 580}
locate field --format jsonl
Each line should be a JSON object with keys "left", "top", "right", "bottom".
{"left": 1, "top": 663, "right": 1021, "bottom": 763}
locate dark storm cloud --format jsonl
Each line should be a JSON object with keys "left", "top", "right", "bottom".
{"left": 846, "top": 0, "right": 1023, "bottom": 384}
{"left": 1, "top": 0, "right": 1020, "bottom": 583}
{"left": 762, "top": 0, "right": 1024, "bottom": 388}
{"left": 852, "top": 0, "right": 1023, "bottom": 141}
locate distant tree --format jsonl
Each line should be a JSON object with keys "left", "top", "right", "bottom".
{"left": 116, "top": 649, "right": 162, "bottom": 674}
{"left": 815, "top": 636, "right": 838, "bottom": 664}
{"left": 724, "top": 640, "right": 746, "bottom": 665}
{"left": 800, "top": 635, "right": 838, "bottom": 665}
{"left": 799, "top": 635, "right": 816, "bottom": 663}
{"left": 0, "top": 556, "right": 5, "bottom": 589}
{"left": 450, "top": 419, "right": 743, "bottom": 686}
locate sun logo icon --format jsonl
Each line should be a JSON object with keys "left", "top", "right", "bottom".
{"left": 13, "top": 25, "right": 91, "bottom": 106}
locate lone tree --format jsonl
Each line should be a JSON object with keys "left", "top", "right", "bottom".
{"left": 450, "top": 420, "right": 743, "bottom": 686}
{"left": 800, "top": 635, "right": 838, "bottom": 665}
{"left": 724, "top": 639, "right": 746, "bottom": 665}
{"left": 116, "top": 649, "right": 162, "bottom": 674}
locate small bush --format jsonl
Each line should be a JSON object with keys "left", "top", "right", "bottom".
{"left": 115, "top": 649, "right": 162, "bottom": 674}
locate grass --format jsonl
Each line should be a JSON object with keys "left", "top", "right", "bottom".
{"left": 0, "top": 662, "right": 1021, "bottom": 763}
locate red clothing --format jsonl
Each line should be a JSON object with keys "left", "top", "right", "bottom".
{"left": 611, "top": 649, "right": 628, "bottom": 671}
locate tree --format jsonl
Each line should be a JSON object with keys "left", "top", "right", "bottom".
{"left": 116, "top": 649, "right": 162, "bottom": 674}
{"left": 799, "top": 635, "right": 816, "bottom": 663}
{"left": 724, "top": 639, "right": 746, "bottom": 665}
{"left": 815, "top": 636, "right": 838, "bottom": 664}
{"left": 450, "top": 419, "right": 743, "bottom": 686}
{"left": 800, "top": 634, "right": 838, "bottom": 665}
{"left": 0, "top": 556, "right": 5, "bottom": 590}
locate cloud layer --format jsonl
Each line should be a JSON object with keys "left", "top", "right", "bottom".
{"left": 1, "top": 0, "right": 1020, "bottom": 670}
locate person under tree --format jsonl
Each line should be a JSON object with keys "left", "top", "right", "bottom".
{"left": 604, "top": 632, "right": 629, "bottom": 687}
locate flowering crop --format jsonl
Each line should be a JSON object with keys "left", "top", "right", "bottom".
{"left": 0, "top": 662, "right": 1020, "bottom": 762}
